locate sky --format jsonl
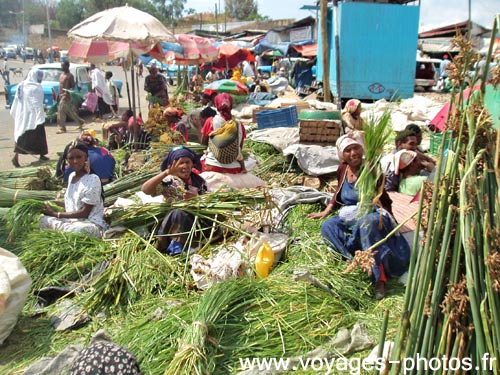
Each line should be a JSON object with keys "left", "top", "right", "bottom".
{"left": 184, "top": 0, "right": 498, "bottom": 30}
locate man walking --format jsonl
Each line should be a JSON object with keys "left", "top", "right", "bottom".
{"left": 57, "top": 61, "right": 84, "bottom": 134}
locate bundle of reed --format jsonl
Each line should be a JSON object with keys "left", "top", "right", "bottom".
{"left": 148, "top": 142, "right": 207, "bottom": 160}
{"left": 77, "top": 233, "right": 184, "bottom": 314}
{"left": 107, "top": 188, "right": 269, "bottom": 231}
{"left": 103, "top": 169, "right": 158, "bottom": 206}
{"left": 0, "top": 166, "right": 45, "bottom": 179}
{"left": 164, "top": 279, "right": 265, "bottom": 375}
{"left": 0, "top": 187, "right": 58, "bottom": 208}
{"left": 356, "top": 110, "right": 392, "bottom": 217}
{"left": 5, "top": 199, "right": 47, "bottom": 242}
{"left": 385, "top": 30, "right": 500, "bottom": 375}
{"left": 18, "top": 230, "right": 112, "bottom": 292}
{"left": 0, "top": 166, "right": 61, "bottom": 191}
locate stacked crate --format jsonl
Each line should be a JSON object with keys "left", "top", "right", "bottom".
{"left": 298, "top": 110, "right": 342, "bottom": 146}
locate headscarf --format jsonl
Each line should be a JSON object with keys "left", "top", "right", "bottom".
{"left": 336, "top": 131, "right": 365, "bottom": 160}
{"left": 343, "top": 99, "right": 361, "bottom": 115}
{"left": 214, "top": 93, "right": 233, "bottom": 121}
{"left": 163, "top": 107, "right": 182, "bottom": 118}
{"left": 394, "top": 150, "right": 417, "bottom": 175}
{"left": 10, "top": 69, "right": 45, "bottom": 141}
{"left": 79, "top": 130, "right": 97, "bottom": 147}
{"left": 68, "top": 141, "right": 89, "bottom": 156}
{"left": 160, "top": 146, "right": 201, "bottom": 172}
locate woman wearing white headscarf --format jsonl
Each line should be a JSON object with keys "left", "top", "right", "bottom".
{"left": 308, "top": 132, "right": 410, "bottom": 300}
{"left": 9, "top": 68, "right": 48, "bottom": 168}
{"left": 341, "top": 99, "right": 365, "bottom": 131}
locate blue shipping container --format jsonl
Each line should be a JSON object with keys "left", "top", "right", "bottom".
{"left": 317, "top": 2, "right": 420, "bottom": 101}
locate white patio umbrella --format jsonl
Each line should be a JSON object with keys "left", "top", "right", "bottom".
{"left": 68, "top": 5, "right": 176, "bottom": 128}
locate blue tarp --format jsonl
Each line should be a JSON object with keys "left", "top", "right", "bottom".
{"left": 254, "top": 42, "right": 290, "bottom": 56}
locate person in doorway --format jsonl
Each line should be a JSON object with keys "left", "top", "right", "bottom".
{"left": 57, "top": 61, "right": 85, "bottom": 134}
{"left": 9, "top": 69, "right": 49, "bottom": 168}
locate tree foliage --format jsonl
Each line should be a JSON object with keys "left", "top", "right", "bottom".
{"left": 225, "top": 0, "right": 258, "bottom": 20}
{"left": 55, "top": 0, "right": 85, "bottom": 29}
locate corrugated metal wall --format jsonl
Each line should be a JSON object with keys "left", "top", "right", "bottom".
{"left": 317, "top": 2, "right": 420, "bottom": 101}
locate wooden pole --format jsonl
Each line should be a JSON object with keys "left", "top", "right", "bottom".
{"left": 320, "top": 0, "right": 331, "bottom": 102}
{"left": 333, "top": 0, "right": 342, "bottom": 110}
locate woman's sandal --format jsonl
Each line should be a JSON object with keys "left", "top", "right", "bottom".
{"left": 374, "top": 281, "right": 386, "bottom": 300}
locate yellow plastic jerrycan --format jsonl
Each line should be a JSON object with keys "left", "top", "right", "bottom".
{"left": 255, "top": 242, "right": 274, "bottom": 279}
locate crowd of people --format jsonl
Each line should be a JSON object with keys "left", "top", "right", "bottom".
{"left": 7, "top": 57, "right": 443, "bottom": 302}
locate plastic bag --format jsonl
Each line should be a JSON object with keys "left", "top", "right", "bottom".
{"left": 81, "top": 92, "right": 98, "bottom": 113}
{"left": 0, "top": 248, "right": 32, "bottom": 345}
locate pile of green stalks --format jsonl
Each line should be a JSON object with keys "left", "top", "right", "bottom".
{"left": 5, "top": 199, "right": 48, "bottom": 242}
{"left": 112, "top": 204, "right": 392, "bottom": 375}
{"left": 385, "top": 25, "right": 500, "bottom": 375}
{"left": 14, "top": 230, "right": 112, "bottom": 293}
{"left": 107, "top": 188, "right": 269, "bottom": 235}
{"left": 76, "top": 233, "right": 185, "bottom": 314}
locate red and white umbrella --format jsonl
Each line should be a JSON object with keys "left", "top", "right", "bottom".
{"left": 68, "top": 39, "right": 165, "bottom": 64}
{"left": 68, "top": 5, "right": 176, "bottom": 64}
{"left": 175, "top": 34, "right": 217, "bottom": 64}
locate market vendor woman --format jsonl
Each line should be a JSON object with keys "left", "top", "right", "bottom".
{"left": 141, "top": 146, "right": 208, "bottom": 255}
{"left": 308, "top": 133, "right": 410, "bottom": 299}
{"left": 40, "top": 142, "right": 108, "bottom": 238}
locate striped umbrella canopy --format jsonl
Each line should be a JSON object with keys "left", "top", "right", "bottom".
{"left": 175, "top": 34, "right": 217, "bottom": 64}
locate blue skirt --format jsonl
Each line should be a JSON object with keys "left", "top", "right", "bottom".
{"left": 321, "top": 211, "right": 411, "bottom": 282}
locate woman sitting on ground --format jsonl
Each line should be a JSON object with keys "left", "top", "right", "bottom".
{"left": 41, "top": 142, "right": 108, "bottom": 238}
{"left": 308, "top": 133, "right": 411, "bottom": 300}
{"left": 341, "top": 99, "right": 365, "bottom": 131}
{"left": 141, "top": 146, "right": 208, "bottom": 255}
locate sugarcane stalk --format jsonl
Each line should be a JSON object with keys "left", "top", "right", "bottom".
{"left": 377, "top": 310, "right": 389, "bottom": 375}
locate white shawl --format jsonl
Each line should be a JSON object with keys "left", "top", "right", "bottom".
{"left": 91, "top": 68, "right": 113, "bottom": 105}
{"left": 10, "top": 69, "right": 46, "bottom": 142}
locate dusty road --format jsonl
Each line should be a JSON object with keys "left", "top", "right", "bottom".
{"left": 0, "top": 62, "right": 150, "bottom": 171}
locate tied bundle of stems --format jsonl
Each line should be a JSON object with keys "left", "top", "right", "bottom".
{"left": 103, "top": 169, "right": 158, "bottom": 206}
{"left": 385, "top": 27, "right": 500, "bottom": 375}
{"left": 164, "top": 279, "right": 264, "bottom": 375}
{"left": 0, "top": 187, "right": 58, "bottom": 208}
{"left": 355, "top": 110, "right": 392, "bottom": 217}
{"left": 0, "top": 166, "right": 60, "bottom": 191}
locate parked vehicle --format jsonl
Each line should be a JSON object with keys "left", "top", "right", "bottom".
{"left": 415, "top": 57, "right": 441, "bottom": 90}
{"left": 22, "top": 47, "right": 34, "bottom": 61}
{"left": 4, "top": 47, "right": 17, "bottom": 59}
{"left": 4, "top": 63, "right": 123, "bottom": 110}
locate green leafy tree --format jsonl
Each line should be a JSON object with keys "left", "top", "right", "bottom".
{"left": 55, "top": 0, "right": 84, "bottom": 29}
{"left": 225, "top": 0, "right": 258, "bottom": 20}
{"left": 150, "top": 0, "right": 187, "bottom": 26}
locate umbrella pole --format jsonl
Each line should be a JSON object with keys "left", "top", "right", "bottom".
{"left": 136, "top": 67, "right": 141, "bottom": 118}
{"left": 123, "top": 62, "right": 132, "bottom": 110}
{"left": 131, "top": 60, "right": 138, "bottom": 151}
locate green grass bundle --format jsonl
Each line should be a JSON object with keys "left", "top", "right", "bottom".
{"left": 0, "top": 187, "right": 58, "bottom": 208}
{"left": 5, "top": 199, "right": 47, "bottom": 242}
{"left": 103, "top": 169, "right": 158, "bottom": 206}
{"left": 17, "top": 230, "right": 112, "bottom": 292}
{"left": 356, "top": 110, "right": 393, "bottom": 216}
{"left": 164, "top": 279, "right": 264, "bottom": 375}
{"left": 77, "top": 233, "right": 184, "bottom": 314}
{"left": 107, "top": 189, "right": 269, "bottom": 231}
